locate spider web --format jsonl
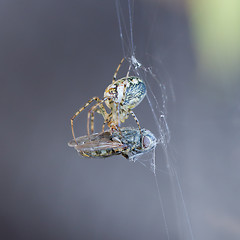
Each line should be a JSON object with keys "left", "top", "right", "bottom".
{"left": 115, "top": 1, "right": 194, "bottom": 239}
{"left": 115, "top": 0, "right": 170, "bottom": 169}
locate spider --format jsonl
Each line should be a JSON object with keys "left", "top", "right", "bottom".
{"left": 68, "top": 127, "right": 157, "bottom": 159}
{"left": 70, "top": 58, "right": 147, "bottom": 144}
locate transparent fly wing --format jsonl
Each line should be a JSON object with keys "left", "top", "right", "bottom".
{"left": 68, "top": 131, "right": 126, "bottom": 158}
{"left": 68, "top": 133, "right": 98, "bottom": 147}
{"left": 68, "top": 131, "right": 112, "bottom": 148}
{"left": 74, "top": 140, "right": 124, "bottom": 152}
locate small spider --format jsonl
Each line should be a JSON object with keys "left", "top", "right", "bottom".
{"left": 68, "top": 127, "right": 157, "bottom": 159}
{"left": 71, "top": 58, "right": 147, "bottom": 144}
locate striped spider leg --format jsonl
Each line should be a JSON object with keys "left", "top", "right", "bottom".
{"left": 71, "top": 97, "right": 108, "bottom": 144}
{"left": 87, "top": 100, "right": 123, "bottom": 137}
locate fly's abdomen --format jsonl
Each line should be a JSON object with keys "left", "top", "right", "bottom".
{"left": 81, "top": 149, "right": 121, "bottom": 158}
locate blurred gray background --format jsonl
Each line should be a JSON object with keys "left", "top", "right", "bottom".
{"left": 1, "top": 0, "right": 240, "bottom": 240}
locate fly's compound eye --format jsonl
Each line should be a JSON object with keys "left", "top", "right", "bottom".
{"left": 142, "top": 136, "right": 151, "bottom": 149}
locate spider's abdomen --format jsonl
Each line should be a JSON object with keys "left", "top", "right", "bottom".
{"left": 104, "top": 76, "right": 146, "bottom": 110}
{"left": 122, "top": 77, "right": 146, "bottom": 109}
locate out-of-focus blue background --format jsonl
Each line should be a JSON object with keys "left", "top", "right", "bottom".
{"left": 1, "top": 1, "right": 240, "bottom": 240}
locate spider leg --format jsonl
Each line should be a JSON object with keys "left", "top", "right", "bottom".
{"left": 129, "top": 110, "right": 143, "bottom": 145}
{"left": 126, "top": 63, "right": 132, "bottom": 78}
{"left": 87, "top": 98, "right": 110, "bottom": 136}
{"left": 102, "top": 121, "right": 106, "bottom": 133}
{"left": 89, "top": 105, "right": 107, "bottom": 134}
{"left": 115, "top": 124, "right": 122, "bottom": 137}
{"left": 112, "top": 57, "right": 125, "bottom": 83}
{"left": 71, "top": 96, "right": 106, "bottom": 144}
{"left": 117, "top": 103, "right": 121, "bottom": 128}
{"left": 129, "top": 110, "right": 141, "bottom": 132}
{"left": 90, "top": 112, "right": 94, "bottom": 134}
{"left": 102, "top": 112, "right": 112, "bottom": 133}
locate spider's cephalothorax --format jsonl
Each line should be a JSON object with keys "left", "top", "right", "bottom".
{"left": 71, "top": 58, "right": 147, "bottom": 144}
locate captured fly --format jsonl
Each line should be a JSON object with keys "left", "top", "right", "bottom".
{"left": 68, "top": 127, "right": 157, "bottom": 159}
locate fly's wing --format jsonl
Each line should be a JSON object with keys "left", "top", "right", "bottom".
{"left": 68, "top": 131, "right": 126, "bottom": 157}
{"left": 68, "top": 132, "right": 105, "bottom": 147}
{"left": 74, "top": 138, "right": 125, "bottom": 152}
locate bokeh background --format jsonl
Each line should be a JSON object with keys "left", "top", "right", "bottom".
{"left": 1, "top": 0, "right": 240, "bottom": 240}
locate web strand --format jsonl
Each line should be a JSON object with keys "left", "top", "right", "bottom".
{"left": 115, "top": 1, "right": 194, "bottom": 239}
